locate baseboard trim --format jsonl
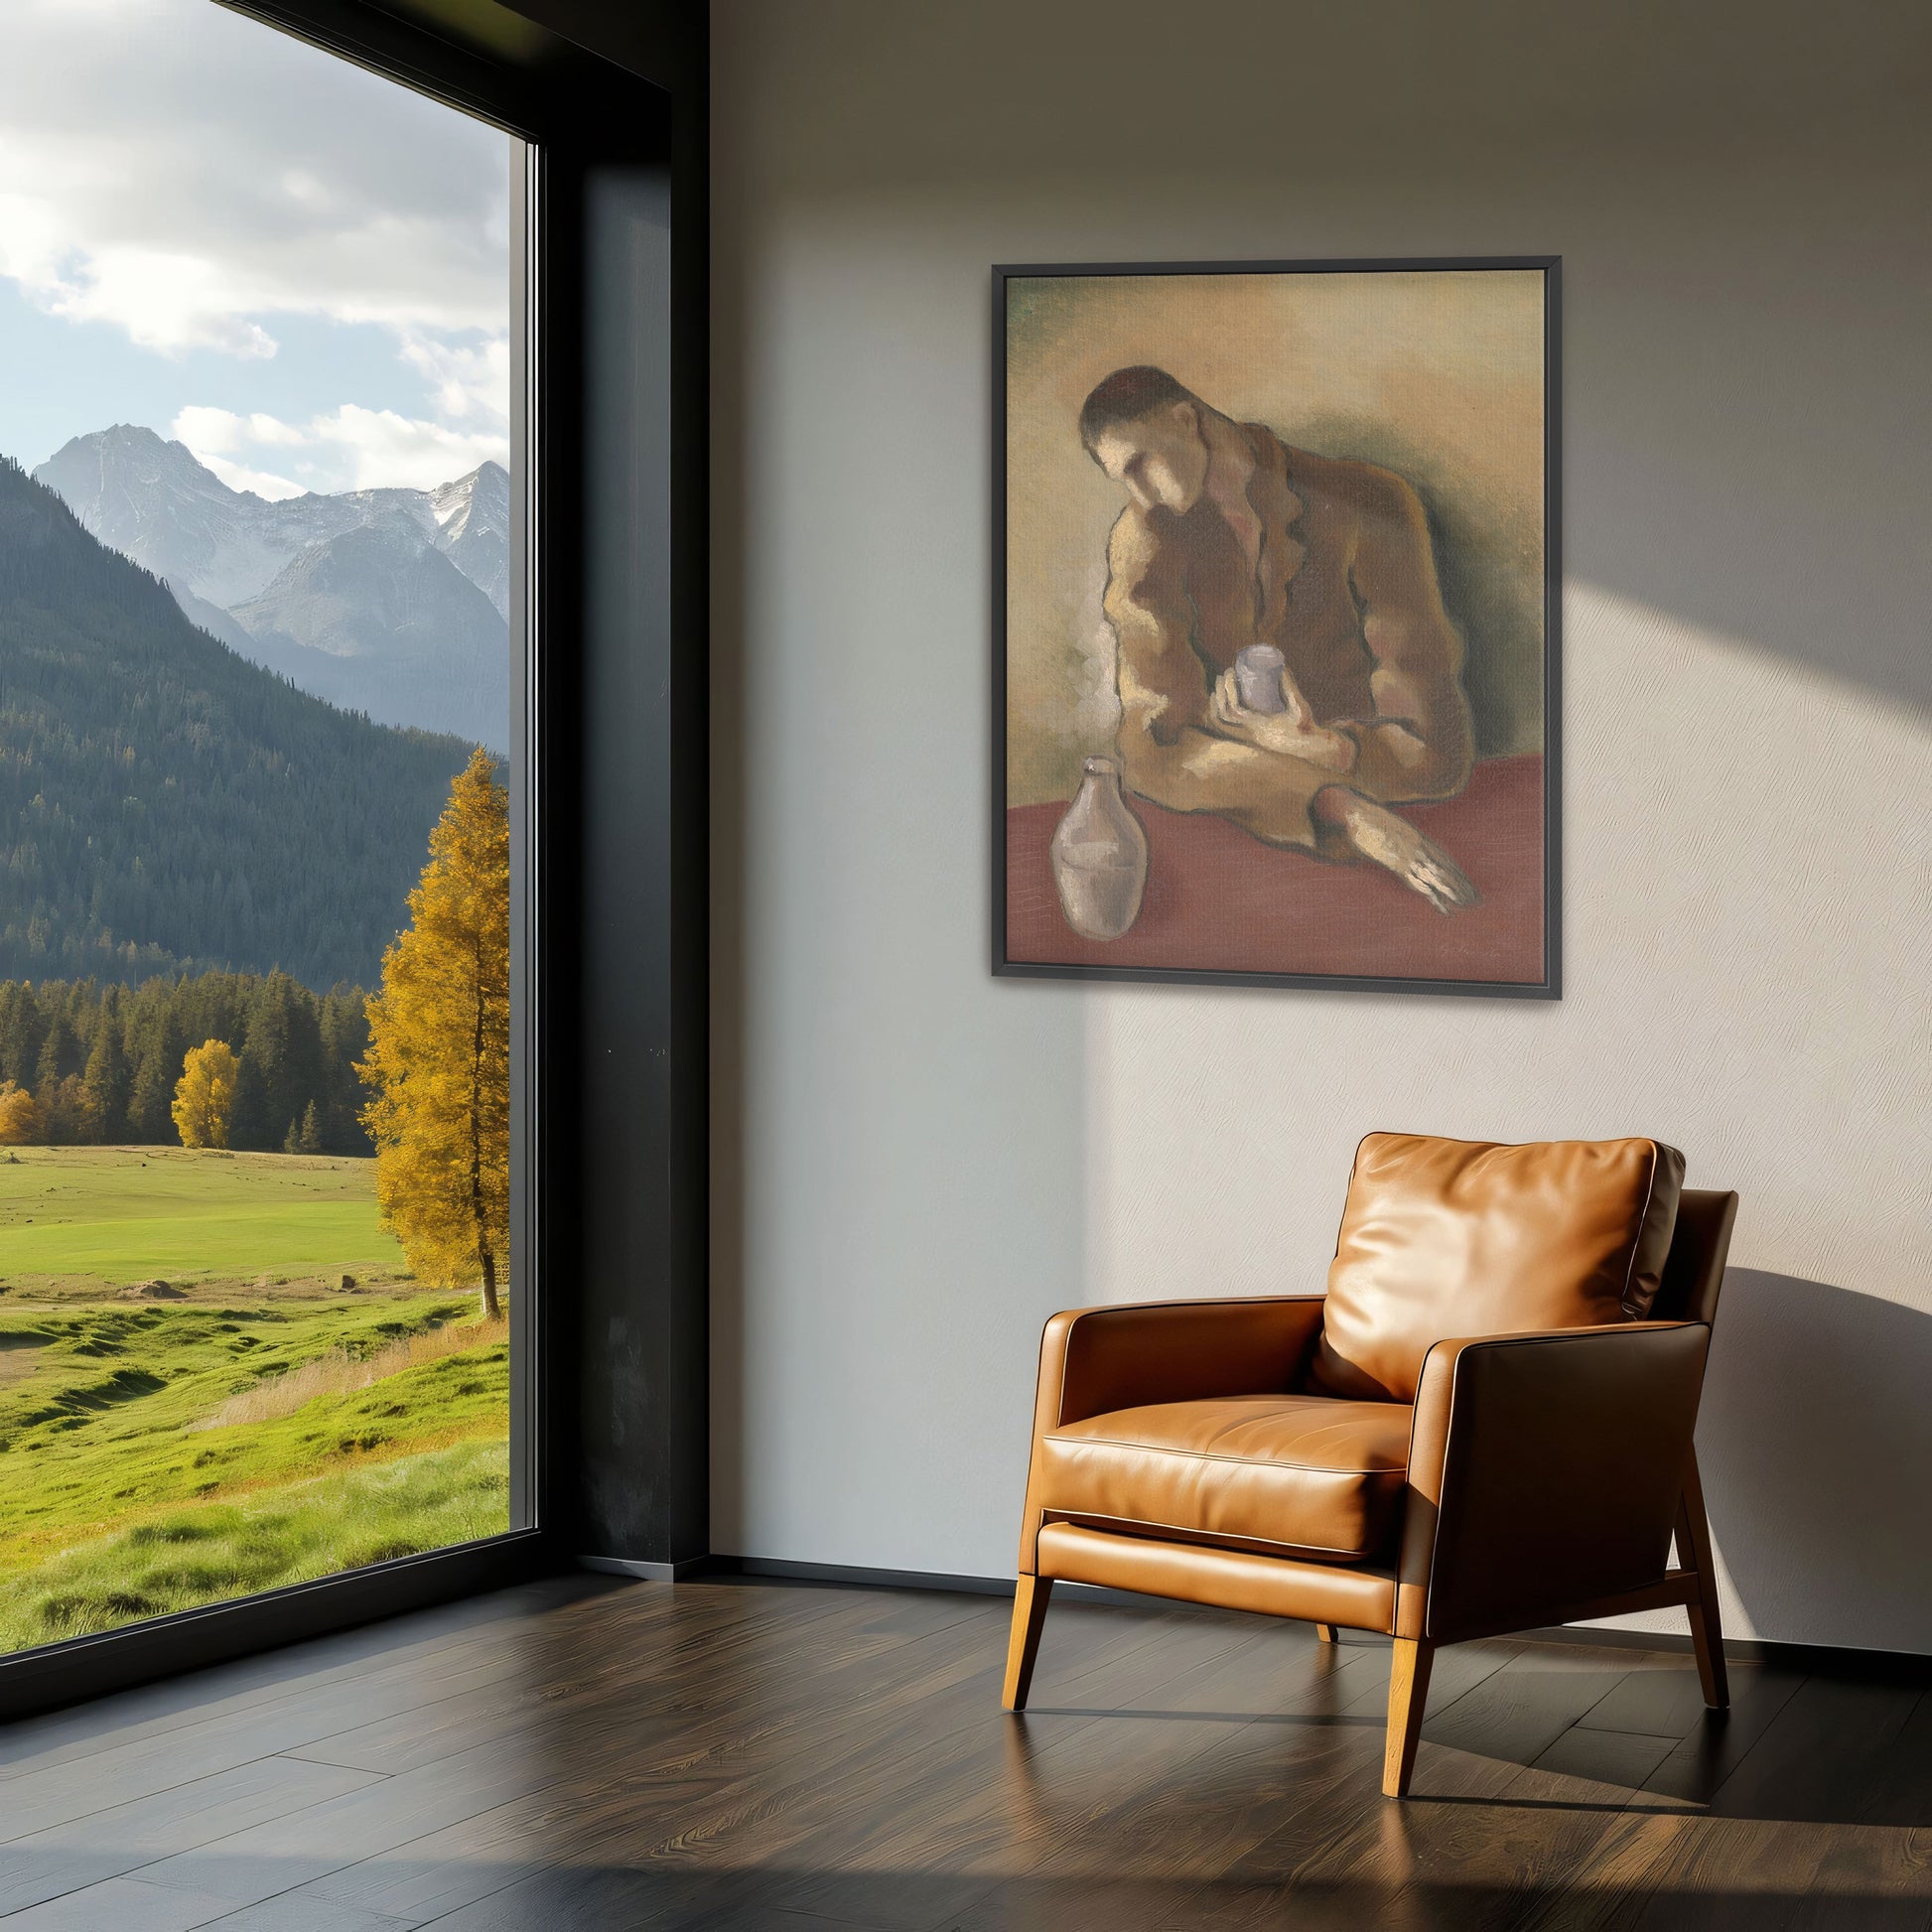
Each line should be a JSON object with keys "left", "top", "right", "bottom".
{"left": 1515, "top": 1622, "right": 1932, "bottom": 1679}
{"left": 698, "top": 1553, "right": 1148, "bottom": 1610}
{"left": 688, "top": 1554, "right": 1932, "bottom": 1678}
{"left": 578, "top": 1554, "right": 710, "bottom": 1583}
{"left": 697, "top": 1554, "right": 1017, "bottom": 1596}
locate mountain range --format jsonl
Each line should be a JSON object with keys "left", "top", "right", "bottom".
{"left": 34, "top": 426, "right": 509, "bottom": 750}
{"left": 0, "top": 456, "right": 476, "bottom": 989}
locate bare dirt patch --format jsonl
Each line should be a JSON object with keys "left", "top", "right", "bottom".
{"left": 0, "top": 1334, "right": 49, "bottom": 1388}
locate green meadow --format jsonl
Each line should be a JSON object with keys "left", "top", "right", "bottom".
{"left": 0, "top": 1148, "right": 509, "bottom": 1651}
{"left": 0, "top": 1145, "right": 406, "bottom": 1289}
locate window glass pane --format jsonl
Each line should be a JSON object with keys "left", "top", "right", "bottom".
{"left": 0, "top": 0, "right": 523, "bottom": 1652}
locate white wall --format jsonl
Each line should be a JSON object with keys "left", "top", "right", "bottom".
{"left": 710, "top": 0, "right": 1932, "bottom": 1651}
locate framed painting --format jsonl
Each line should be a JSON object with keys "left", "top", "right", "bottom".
{"left": 993, "top": 256, "right": 1560, "bottom": 998}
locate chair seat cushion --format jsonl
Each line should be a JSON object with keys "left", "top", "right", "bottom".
{"left": 1035, "top": 1394, "right": 1412, "bottom": 1564}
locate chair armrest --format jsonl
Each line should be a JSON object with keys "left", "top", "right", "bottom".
{"left": 1396, "top": 1320, "right": 1710, "bottom": 1641}
{"left": 1016, "top": 1298, "right": 1325, "bottom": 1576}
{"left": 1033, "top": 1298, "right": 1327, "bottom": 1435}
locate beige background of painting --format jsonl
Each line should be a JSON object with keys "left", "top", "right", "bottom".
{"left": 1006, "top": 269, "right": 1547, "bottom": 805}
{"left": 710, "top": 0, "right": 1932, "bottom": 1653}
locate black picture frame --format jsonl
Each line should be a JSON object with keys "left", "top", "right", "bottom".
{"left": 991, "top": 255, "right": 1562, "bottom": 1001}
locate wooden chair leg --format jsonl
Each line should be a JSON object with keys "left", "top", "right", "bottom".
{"left": 1382, "top": 1638, "right": 1434, "bottom": 1799}
{"left": 1677, "top": 1448, "right": 1728, "bottom": 1710}
{"left": 1313, "top": 1622, "right": 1338, "bottom": 1644}
{"left": 1003, "top": 1575, "right": 1053, "bottom": 1712}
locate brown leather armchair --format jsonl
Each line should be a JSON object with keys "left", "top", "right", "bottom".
{"left": 1003, "top": 1134, "right": 1737, "bottom": 1799}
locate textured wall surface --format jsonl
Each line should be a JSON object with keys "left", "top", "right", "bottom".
{"left": 711, "top": 0, "right": 1932, "bottom": 1649}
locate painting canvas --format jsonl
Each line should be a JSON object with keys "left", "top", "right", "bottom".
{"left": 995, "top": 257, "right": 1559, "bottom": 997}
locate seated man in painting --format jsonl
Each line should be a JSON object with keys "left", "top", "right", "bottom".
{"left": 1081, "top": 364, "right": 1478, "bottom": 911}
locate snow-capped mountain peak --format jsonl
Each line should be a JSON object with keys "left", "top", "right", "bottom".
{"left": 426, "top": 461, "right": 509, "bottom": 615}
{"left": 430, "top": 460, "right": 508, "bottom": 535}
{"left": 34, "top": 428, "right": 507, "bottom": 617}
{"left": 31, "top": 426, "right": 512, "bottom": 747}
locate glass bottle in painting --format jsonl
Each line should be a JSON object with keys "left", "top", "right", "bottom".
{"left": 1050, "top": 756, "right": 1149, "bottom": 941}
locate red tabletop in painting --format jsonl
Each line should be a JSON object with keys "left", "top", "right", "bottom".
{"left": 1006, "top": 755, "right": 1546, "bottom": 985}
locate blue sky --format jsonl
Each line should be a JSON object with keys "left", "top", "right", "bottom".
{"left": 0, "top": 0, "right": 512, "bottom": 495}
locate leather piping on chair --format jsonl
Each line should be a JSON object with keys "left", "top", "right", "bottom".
{"left": 1041, "top": 1509, "right": 1395, "bottom": 1567}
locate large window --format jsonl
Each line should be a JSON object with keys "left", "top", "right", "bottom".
{"left": 0, "top": 0, "right": 527, "bottom": 1652}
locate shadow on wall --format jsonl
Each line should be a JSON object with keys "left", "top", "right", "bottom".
{"left": 1701, "top": 1270, "right": 1932, "bottom": 1657}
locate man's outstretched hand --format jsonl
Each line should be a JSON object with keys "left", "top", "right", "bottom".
{"left": 1314, "top": 787, "right": 1480, "bottom": 915}
{"left": 1209, "top": 667, "right": 1356, "bottom": 772}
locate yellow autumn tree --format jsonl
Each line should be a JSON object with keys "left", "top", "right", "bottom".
{"left": 172, "top": 1040, "right": 239, "bottom": 1149}
{"left": 358, "top": 749, "right": 510, "bottom": 1318}
{"left": 0, "top": 1079, "right": 41, "bottom": 1146}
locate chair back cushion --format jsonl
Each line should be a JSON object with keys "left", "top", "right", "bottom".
{"left": 1306, "top": 1133, "right": 1686, "bottom": 1403}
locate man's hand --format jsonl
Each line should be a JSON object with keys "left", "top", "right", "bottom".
{"left": 1209, "top": 667, "right": 1357, "bottom": 772}
{"left": 1313, "top": 786, "right": 1479, "bottom": 913}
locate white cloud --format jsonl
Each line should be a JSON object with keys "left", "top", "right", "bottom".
{"left": 309, "top": 404, "right": 508, "bottom": 491}
{"left": 173, "top": 406, "right": 310, "bottom": 454}
{"left": 171, "top": 406, "right": 245, "bottom": 454}
{"left": 172, "top": 402, "right": 507, "bottom": 498}
{"left": 0, "top": 0, "right": 510, "bottom": 354}
{"left": 199, "top": 455, "right": 309, "bottom": 501}
{"left": 35, "top": 247, "right": 282, "bottom": 359}
{"left": 2, "top": 0, "right": 512, "bottom": 490}
{"left": 398, "top": 333, "right": 511, "bottom": 425}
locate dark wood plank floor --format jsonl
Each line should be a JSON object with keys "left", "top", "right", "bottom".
{"left": 1, "top": 1575, "right": 1928, "bottom": 1929}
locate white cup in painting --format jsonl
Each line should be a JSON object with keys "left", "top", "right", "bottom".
{"left": 1235, "top": 643, "right": 1289, "bottom": 713}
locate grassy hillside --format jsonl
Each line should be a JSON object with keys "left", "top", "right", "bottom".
{"left": 0, "top": 1442, "right": 509, "bottom": 1652}
{"left": 0, "top": 1148, "right": 509, "bottom": 1650}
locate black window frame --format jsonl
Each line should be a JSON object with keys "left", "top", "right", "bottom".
{"left": 0, "top": 0, "right": 709, "bottom": 1721}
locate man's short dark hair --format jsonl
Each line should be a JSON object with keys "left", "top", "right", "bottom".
{"left": 1078, "top": 365, "right": 1198, "bottom": 458}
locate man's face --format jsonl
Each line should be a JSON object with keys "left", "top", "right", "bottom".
{"left": 1093, "top": 401, "right": 1209, "bottom": 515}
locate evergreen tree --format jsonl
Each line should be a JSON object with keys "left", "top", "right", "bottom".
{"left": 320, "top": 986, "right": 372, "bottom": 1154}
{"left": 38, "top": 1073, "right": 85, "bottom": 1145}
{"left": 80, "top": 1014, "right": 130, "bottom": 1141}
{"left": 127, "top": 1033, "right": 184, "bottom": 1143}
{"left": 229, "top": 1035, "right": 271, "bottom": 1152}
{"left": 297, "top": 1099, "right": 325, "bottom": 1156}
{"left": 358, "top": 750, "right": 510, "bottom": 1318}
{"left": 35, "top": 1013, "right": 81, "bottom": 1091}
{"left": 238, "top": 972, "right": 322, "bottom": 1152}
{"left": 0, "top": 982, "right": 42, "bottom": 1086}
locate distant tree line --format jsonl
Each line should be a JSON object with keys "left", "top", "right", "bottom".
{"left": 0, "top": 971, "right": 372, "bottom": 1154}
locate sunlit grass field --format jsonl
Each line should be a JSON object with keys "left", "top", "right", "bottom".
{"left": 0, "top": 1148, "right": 509, "bottom": 1651}
{"left": 0, "top": 1145, "right": 406, "bottom": 1288}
